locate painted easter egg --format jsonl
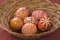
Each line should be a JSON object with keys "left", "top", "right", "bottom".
{"left": 14, "top": 7, "right": 29, "bottom": 19}
{"left": 32, "top": 10, "right": 47, "bottom": 20}
{"left": 10, "top": 18, "right": 23, "bottom": 30}
{"left": 38, "top": 17, "right": 51, "bottom": 31}
{"left": 22, "top": 23, "right": 37, "bottom": 36}
{"left": 24, "top": 17, "right": 38, "bottom": 25}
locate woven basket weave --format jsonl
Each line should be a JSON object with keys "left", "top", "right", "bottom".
{"left": 0, "top": 0, "right": 60, "bottom": 39}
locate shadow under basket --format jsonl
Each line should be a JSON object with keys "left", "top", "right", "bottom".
{"left": 0, "top": 0, "right": 60, "bottom": 39}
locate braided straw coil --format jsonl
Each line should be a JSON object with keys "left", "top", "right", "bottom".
{"left": 0, "top": 0, "right": 60, "bottom": 39}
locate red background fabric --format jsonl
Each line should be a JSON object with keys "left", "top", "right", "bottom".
{"left": 0, "top": 0, "right": 60, "bottom": 40}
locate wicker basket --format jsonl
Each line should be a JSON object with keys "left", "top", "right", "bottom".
{"left": 0, "top": 0, "right": 60, "bottom": 39}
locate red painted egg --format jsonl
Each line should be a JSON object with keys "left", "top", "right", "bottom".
{"left": 38, "top": 17, "right": 51, "bottom": 31}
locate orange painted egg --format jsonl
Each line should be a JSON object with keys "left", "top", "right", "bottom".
{"left": 14, "top": 7, "right": 29, "bottom": 19}
{"left": 38, "top": 17, "right": 51, "bottom": 31}
{"left": 24, "top": 17, "right": 38, "bottom": 25}
{"left": 22, "top": 23, "right": 37, "bottom": 36}
{"left": 10, "top": 18, "right": 23, "bottom": 30}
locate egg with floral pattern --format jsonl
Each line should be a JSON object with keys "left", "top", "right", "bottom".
{"left": 32, "top": 10, "right": 48, "bottom": 20}
{"left": 10, "top": 18, "right": 23, "bottom": 30}
{"left": 22, "top": 23, "right": 37, "bottom": 36}
{"left": 14, "top": 7, "right": 29, "bottom": 19}
{"left": 24, "top": 17, "right": 38, "bottom": 25}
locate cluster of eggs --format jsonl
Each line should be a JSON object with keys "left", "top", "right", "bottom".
{"left": 10, "top": 7, "right": 52, "bottom": 36}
